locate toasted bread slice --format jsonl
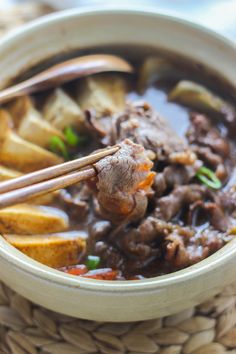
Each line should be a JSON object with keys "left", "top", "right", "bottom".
{"left": 0, "top": 109, "right": 62, "bottom": 172}
{"left": 76, "top": 73, "right": 128, "bottom": 118}
{"left": 43, "top": 88, "right": 84, "bottom": 131}
{"left": 4, "top": 231, "right": 87, "bottom": 268}
{"left": 7, "top": 96, "right": 64, "bottom": 148}
{"left": 0, "top": 204, "right": 69, "bottom": 234}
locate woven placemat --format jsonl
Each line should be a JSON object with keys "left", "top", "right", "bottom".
{"left": 0, "top": 281, "right": 236, "bottom": 354}
{"left": 0, "top": 3, "right": 236, "bottom": 354}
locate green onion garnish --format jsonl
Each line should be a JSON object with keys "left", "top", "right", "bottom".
{"left": 49, "top": 136, "right": 68, "bottom": 160}
{"left": 64, "top": 126, "right": 80, "bottom": 147}
{"left": 196, "top": 166, "right": 222, "bottom": 190}
{"left": 64, "top": 126, "right": 88, "bottom": 146}
{"left": 86, "top": 255, "right": 101, "bottom": 270}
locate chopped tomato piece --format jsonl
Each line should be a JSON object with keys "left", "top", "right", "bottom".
{"left": 82, "top": 268, "right": 119, "bottom": 280}
{"left": 63, "top": 264, "right": 88, "bottom": 276}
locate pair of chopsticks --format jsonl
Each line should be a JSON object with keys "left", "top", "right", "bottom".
{"left": 0, "top": 146, "right": 119, "bottom": 209}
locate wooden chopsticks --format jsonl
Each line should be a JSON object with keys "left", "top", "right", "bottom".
{"left": 0, "top": 146, "right": 119, "bottom": 209}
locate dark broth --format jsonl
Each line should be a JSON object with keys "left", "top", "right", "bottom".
{"left": 6, "top": 44, "right": 236, "bottom": 280}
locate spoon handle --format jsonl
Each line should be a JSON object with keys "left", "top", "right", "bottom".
{"left": 0, "top": 54, "right": 133, "bottom": 104}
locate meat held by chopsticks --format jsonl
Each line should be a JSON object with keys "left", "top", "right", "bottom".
{"left": 93, "top": 139, "right": 155, "bottom": 224}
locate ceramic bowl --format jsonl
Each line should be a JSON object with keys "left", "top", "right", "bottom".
{"left": 0, "top": 6, "right": 236, "bottom": 322}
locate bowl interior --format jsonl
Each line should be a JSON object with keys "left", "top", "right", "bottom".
{"left": 0, "top": 6, "right": 236, "bottom": 293}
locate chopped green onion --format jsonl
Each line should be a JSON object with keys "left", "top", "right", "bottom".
{"left": 64, "top": 126, "right": 88, "bottom": 147}
{"left": 196, "top": 166, "right": 222, "bottom": 190}
{"left": 64, "top": 126, "right": 80, "bottom": 147}
{"left": 86, "top": 255, "right": 101, "bottom": 270}
{"left": 49, "top": 136, "right": 68, "bottom": 160}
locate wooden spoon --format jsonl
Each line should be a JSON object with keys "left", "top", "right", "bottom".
{"left": 0, "top": 54, "right": 133, "bottom": 104}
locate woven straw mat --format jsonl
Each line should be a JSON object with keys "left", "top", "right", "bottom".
{"left": 0, "top": 3, "right": 236, "bottom": 354}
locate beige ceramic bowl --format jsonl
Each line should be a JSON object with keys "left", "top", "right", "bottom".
{"left": 0, "top": 6, "right": 236, "bottom": 322}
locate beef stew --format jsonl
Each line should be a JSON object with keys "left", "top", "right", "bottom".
{"left": 1, "top": 48, "right": 236, "bottom": 280}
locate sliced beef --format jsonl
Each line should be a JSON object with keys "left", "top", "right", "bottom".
{"left": 191, "top": 145, "right": 227, "bottom": 180}
{"left": 94, "top": 241, "right": 125, "bottom": 270}
{"left": 153, "top": 173, "right": 168, "bottom": 198}
{"left": 109, "top": 214, "right": 227, "bottom": 272}
{"left": 187, "top": 113, "right": 230, "bottom": 157}
{"left": 90, "top": 210, "right": 230, "bottom": 276}
{"left": 153, "top": 164, "right": 200, "bottom": 197}
{"left": 202, "top": 202, "right": 230, "bottom": 232}
{"left": 220, "top": 188, "right": 236, "bottom": 214}
{"left": 112, "top": 217, "right": 193, "bottom": 271}
{"left": 165, "top": 227, "right": 225, "bottom": 269}
{"left": 107, "top": 102, "right": 196, "bottom": 165}
{"left": 186, "top": 113, "right": 230, "bottom": 180}
{"left": 154, "top": 183, "right": 231, "bottom": 232}
{"left": 89, "top": 220, "right": 112, "bottom": 240}
{"left": 165, "top": 231, "right": 202, "bottom": 268}
{"left": 155, "top": 184, "right": 209, "bottom": 221}
{"left": 118, "top": 217, "right": 165, "bottom": 258}
{"left": 70, "top": 215, "right": 229, "bottom": 275}
{"left": 84, "top": 109, "right": 111, "bottom": 138}
{"left": 93, "top": 139, "right": 155, "bottom": 224}
{"left": 59, "top": 186, "right": 90, "bottom": 220}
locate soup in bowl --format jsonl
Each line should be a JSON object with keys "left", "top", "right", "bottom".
{"left": 0, "top": 7, "right": 236, "bottom": 321}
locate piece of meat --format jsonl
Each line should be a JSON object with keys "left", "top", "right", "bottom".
{"left": 165, "top": 225, "right": 228, "bottom": 269}
{"left": 219, "top": 186, "right": 236, "bottom": 214}
{"left": 115, "top": 214, "right": 227, "bottom": 271}
{"left": 115, "top": 217, "right": 193, "bottom": 269}
{"left": 191, "top": 145, "right": 227, "bottom": 180}
{"left": 186, "top": 113, "right": 230, "bottom": 180}
{"left": 155, "top": 184, "right": 209, "bottom": 221}
{"left": 94, "top": 241, "right": 125, "bottom": 270}
{"left": 106, "top": 102, "right": 196, "bottom": 165}
{"left": 101, "top": 217, "right": 162, "bottom": 274}
{"left": 118, "top": 218, "right": 162, "bottom": 260}
{"left": 153, "top": 173, "right": 167, "bottom": 197}
{"left": 188, "top": 198, "right": 231, "bottom": 232}
{"left": 89, "top": 220, "right": 112, "bottom": 240}
{"left": 196, "top": 229, "right": 227, "bottom": 251}
{"left": 155, "top": 183, "right": 232, "bottom": 232}
{"left": 165, "top": 232, "right": 209, "bottom": 269}
{"left": 59, "top": 188, "right": 89, "bottom": 220}
{"left": 203, "top": 202, "right": 231, "bottom": 232}
{"left": 93, "top": 139, "right": 155, "bottom": 224}
{"left": 58, "top": 183, "right": 92, "bottom": 212}
{"left": 84, "top": 109, "right": 110, "bottom": 138}
{"left": 165, "top": 231, "right": 198, "bottom": 268}
{"left": 187, "top": 113, "right": 230, "bottom": 157}
{"left": 153, "top": 163, "right": 200, "bottom": 197}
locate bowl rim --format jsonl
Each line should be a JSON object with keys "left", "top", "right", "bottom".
{"left": 2, "top": 3, "right": 236, "bottom": 52}
{"left": 1, "top": 4, "right": 236, "bottom": 292}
